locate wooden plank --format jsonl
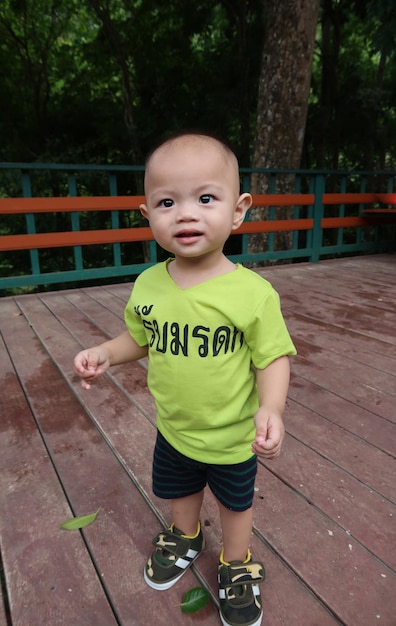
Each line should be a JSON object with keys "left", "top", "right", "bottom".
{"left": 275, "top": 254, "right": 396, "bottom": 287}
{"left": 3, "top": 255, "right": 396, "bottom": 625}
{"left": 2, "top": 295, "right": 221, "bottom": 626}
{"left": 289, "top": 375, "right": 396, "bottom": 457}
{"left": 286, "top": 396, "right": 395, "bottom": 501}
{"left": 293, "top": 335, "right": 395, "bottom": 398}
{"left": 339, "top": 256, "right": 396, "bottom": 285}
{"left": 0, "top": 196, "right": 145, "bottom": 213}
{"left": 292, "top": 352, "right": 395, "bottom": 422}
{"left": 246, "top": 536, "right": 339, "bottom": 625}
{"left": 363, "top": 208, "right": 396, "bottom": 214}
{"left": 274, "top": 283, "right": 396, "bottom": 348}
{"left": 0, "top": 314, "right": 118, "bottom": 626}
{"left": 321, "top": 216, "right": 375, "bottom": 229}
{"left": 0, "top": 219, "right": 318, "bottom": 252}
{"left": 253, "top": 465, "right": 395, "bottom": 626}
{"left": 279, "top": 411, "right": 396, "bottom": 566}
{"left": 0, "top": 227, "right": 154, "bottom": 252}
{"left": 64, "top": 290, "right": 126, "bottom": 339}
{"left": 40, "top": 291, "right": 344, "bottom": 625}
{"left": 258, "top": 264, "right": 396, "bottom": 427}
{"left": 258, "top": 258, "right": 396, "bottom": 301}
{"left": 104, "top": 283, "right": 133, "bottom": 301}
{"left": 0, "top": 193, "right": 315, "bottom": 213}
{"left": 251, "top": 193, "right": 315, "bottom": 206}
{"left": 322, "top": 193, "right": 378, "bottom": 204}
{"left": 375, "top": 193, "right": 396, "bottom": 205}
{"left": 236, "top": 218, "right": 313, "bottom": 235}
{"left": 285, "top": 305, "right": 396, "bottom": 361}
{"left": 281, "top": 272, "right": 396, "bottom": 309}
{"left": 264, "top": 269, "right": 396, "bottom": 326}
{"left": 45, "top": 286, "right": 396, "bottom": 623}
{"left": 78, "top": 286, "right": 129, "bottom": 319}
{"left": 288, "top": 313, "right": 396, "bottom": 374}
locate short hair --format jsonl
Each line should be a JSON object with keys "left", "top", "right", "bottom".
{"left": 145, "top": 128, "right": 238, "bottom": 167}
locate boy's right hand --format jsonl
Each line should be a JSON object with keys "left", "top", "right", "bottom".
{"left": 74, "top": 347, "right": 110, "bottom": 389}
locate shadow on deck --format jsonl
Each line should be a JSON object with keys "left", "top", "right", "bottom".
{"left": 0, "top": 254, "right": 395, "bottom": 626}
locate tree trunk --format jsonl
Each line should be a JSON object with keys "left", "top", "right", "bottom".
{"left": 249, "top": 0, "right": 320, "bottom": 256}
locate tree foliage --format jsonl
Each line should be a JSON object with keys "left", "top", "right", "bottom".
{"left": 1, "top": 0, "right": 395, "bottom": 289}
{"left": 1, "top": 0, "right": 395, "bottom": 171}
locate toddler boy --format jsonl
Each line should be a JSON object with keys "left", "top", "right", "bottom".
{"left": 74, "top": 132, "right": 296, "bottom": 626}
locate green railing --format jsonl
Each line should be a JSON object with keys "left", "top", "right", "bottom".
{"left": 0, "top": 163, "right": 395, "bottom": 293}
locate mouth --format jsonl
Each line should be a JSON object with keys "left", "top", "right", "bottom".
{"left": 175, "top": 230, "right": 203, "bottom": 242}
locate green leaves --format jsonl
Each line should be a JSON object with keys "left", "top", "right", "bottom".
{"left": 180, "top": 586, "right": 210, "bottom": 613}
{"left": 60, "top": 511, "right": 211, "bottom": 615}
{"left": 60, "top": 508, "right": 100, "bottom": 530}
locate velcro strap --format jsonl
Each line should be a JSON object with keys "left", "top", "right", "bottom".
{"left": 219, "top": 561, "right": 265, "bottom": 588}
{"left": 153, "top": 531, "right": 191, "bottom": 558}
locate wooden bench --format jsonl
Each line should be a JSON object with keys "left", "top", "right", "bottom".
{"left": 323, "top": 192, "right": 396, "bottom": 216}
{"left": 1, "top": 192, "right": 395, "bottom": 253}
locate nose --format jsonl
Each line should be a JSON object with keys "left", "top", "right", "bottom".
{"left": 175, "top": 202, "right": 198, "bottom": 222}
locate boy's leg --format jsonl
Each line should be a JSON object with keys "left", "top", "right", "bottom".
{"left": 145, "top": 431, "right": 207, "bottom": 590}
{"left": 216, "top": 500, "right": 265, "bottom": 626}
{"left": 144, "top": 491, "right": 205, "bottom": 590}
{"left": 217, "top": 500, "right": 253, "bottom": 562}
{"left": 171, "top": 490, "right": 204, "bottom": 536}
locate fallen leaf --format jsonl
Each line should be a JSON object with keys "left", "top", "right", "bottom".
{"left": 180, "top": 587, "right": 210, "bottom": 613}
{"left": 60, "top": 509, "right": 100, "bottom": 530}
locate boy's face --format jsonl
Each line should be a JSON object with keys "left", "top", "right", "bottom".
{"left": 140, "top": 136, "right": 251, "bottom": 262}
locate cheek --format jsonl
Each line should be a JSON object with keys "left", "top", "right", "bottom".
{"left": 148, "top": 219, "right": 171, "bottom": 245}
{"left": 210, "top": 214, "right": 235, "bottom": 235}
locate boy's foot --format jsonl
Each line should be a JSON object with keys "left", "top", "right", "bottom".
{"left": 218, "top": 551, "right": 265, "bottom": 626}
{"left": 144, "top": 522, "right": 204, "bottom": 590}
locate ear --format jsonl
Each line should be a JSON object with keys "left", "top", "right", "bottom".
{"left": 232, "top": 193, "right": 252, "bottom": 230}
{"left": 139, "top": 203, "right": 149, "bottom": 220}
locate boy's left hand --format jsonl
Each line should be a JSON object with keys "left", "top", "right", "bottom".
{"left": 252, "top": 408, "right": 285, "bottom": 459}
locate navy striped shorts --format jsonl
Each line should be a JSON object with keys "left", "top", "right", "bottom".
{"left": 152, "top": 430, "right": 258, "bottom": 512}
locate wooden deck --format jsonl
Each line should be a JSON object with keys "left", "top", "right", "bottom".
{"left": 1, "top": 254, "right": 395, "bottom": 626}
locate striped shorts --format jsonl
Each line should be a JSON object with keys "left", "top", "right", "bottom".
{"left": 152, "top": 430, "right": 258, "bottom": 512}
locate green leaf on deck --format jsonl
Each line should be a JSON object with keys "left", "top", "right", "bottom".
{"left": 60, "top": 508, "right": 100, "bottom": 530}
{"left": 180, "top": 586, "right": 210, "bottom": 613}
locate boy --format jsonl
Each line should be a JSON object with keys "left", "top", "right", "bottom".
{"left": 74, "top": 132, "right": 296, "bottom": 626}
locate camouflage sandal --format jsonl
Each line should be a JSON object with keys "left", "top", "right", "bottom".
{"left": 218, "top": 552, "right": 265, "bottom": 626}
{"left": 144, "top": 522, "right": 204, "bottom": 591}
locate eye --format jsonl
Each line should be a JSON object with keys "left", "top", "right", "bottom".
{"left": 159, "top": 198, "right": 174, "bottom": 208}
{"left": 199, "top": 194, "right": 215, "bottom": 205}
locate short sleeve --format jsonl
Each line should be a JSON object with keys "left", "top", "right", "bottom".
{"left": 124, "top": 287, "right": 149, "bottom": 347}
{"left": 244, "top": 287, "right": 296, "bottom": 369}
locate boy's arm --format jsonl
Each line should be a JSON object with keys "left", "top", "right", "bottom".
{"left": 98, "top": 330, "right": 148, "bottom": 365}
{"left": 251, "top": 356, "right": 290, "bottom": 459}
{"left": 74, "top": 330, "right": 148, "bottom": 389}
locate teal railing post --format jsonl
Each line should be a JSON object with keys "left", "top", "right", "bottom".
{"left": 241, "top": 172, "right": 250, "bottom": 256}
{"left": 68, "top": 172, "right": 83, "bottom": 272}
{"left": 267, "top": 175, "right": 277, "bottom": 255}
{"left": 109, "top": 173, "right": 122, "bottom": 267}
{"left": 291, "top": 175, "right": 301, "bottom": 253}
{"left": 337, "top": 175, "right": 347, "bottom": 248}
{"left": 21, "top": 170, "right": 41, "bottom": 279}
{"left": 310, "top": 174, "right": 325, "bottom": 262}
{"left": 305, "top": 173, "right": 316, "bottom": 254}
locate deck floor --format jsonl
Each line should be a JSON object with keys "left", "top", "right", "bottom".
{"left": 1, "top": 254, "right": 395, "bottom": 626}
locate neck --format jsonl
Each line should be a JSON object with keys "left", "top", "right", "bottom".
{"left": 168, "top": 253, "right": 236, "bottom": 288}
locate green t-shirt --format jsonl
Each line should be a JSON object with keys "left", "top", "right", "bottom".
{"left": 124, "top": 260, "right": 296, "bottom": 464}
